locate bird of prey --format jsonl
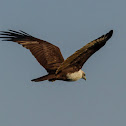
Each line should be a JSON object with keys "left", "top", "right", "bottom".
{"left": 0, "top": 30, "right": 113, "bottom": 82}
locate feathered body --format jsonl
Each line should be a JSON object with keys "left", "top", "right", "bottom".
{"left": 0, "top": 30, "right": 113, "bottom": 82}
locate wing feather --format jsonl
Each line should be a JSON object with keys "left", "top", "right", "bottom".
{"left": 0, "top": 30, "right": 64, "bottom": 73}
{"left": 56, "top": 30, "right": 113, "bottom": 74}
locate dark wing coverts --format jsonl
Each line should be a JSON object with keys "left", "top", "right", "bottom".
{"left": 56, "top": 30, "right": 113, "bottom": 74}
{"left": 0, "top": 30, "right": 64, "bottom": 73}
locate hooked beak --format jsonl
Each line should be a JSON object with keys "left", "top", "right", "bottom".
{"left": 83, "top": 76, "right": 86, "bottom": 81}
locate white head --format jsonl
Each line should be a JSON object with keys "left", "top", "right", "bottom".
{"left": 82, "top": 70, "right": 86, "bottom": 80}
{"left": 66, "top": 69, "right": 86, "bottom": 81}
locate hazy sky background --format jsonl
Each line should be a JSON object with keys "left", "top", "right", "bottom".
{"left": 0, "top": 0, "right": 126, "bottom": 126}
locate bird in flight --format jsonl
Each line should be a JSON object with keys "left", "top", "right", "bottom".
{"left": 0, "top": 30, "right": 113, "bottom": 82}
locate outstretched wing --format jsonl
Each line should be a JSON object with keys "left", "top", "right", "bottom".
{"left": 0, "top": 30, "right": 64, "bottom": 73}
{"left": 56, "top": 30, "right": 113, "bottom": 74}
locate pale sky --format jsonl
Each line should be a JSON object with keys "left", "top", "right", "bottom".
{"left": 0, "top": 0, "right": 126, "bottom": 126}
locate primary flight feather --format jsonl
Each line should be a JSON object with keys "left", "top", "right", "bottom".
{"left": 0, "top": 30, "right": 113, "bottom": 82}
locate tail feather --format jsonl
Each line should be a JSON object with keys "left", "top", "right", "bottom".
{"left": 31, "top": 74, "right": 56, "bottom": 82}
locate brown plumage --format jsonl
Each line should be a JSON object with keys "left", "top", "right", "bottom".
{"left": 0, "top": 30, "right": 113, "bottom": 82}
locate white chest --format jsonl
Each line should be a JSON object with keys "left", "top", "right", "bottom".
{"left": 66, "top": 69, "right": 83, "bottom": 81}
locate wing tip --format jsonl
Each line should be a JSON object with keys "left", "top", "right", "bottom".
{"left": 110, "top": 30, "right": 113, "bottom": 34}
{"left": 104, "top": 30, "right": 113, "bottom": 41}
{"left": 108, "top": 30, "right": 113, "bottom": 37}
